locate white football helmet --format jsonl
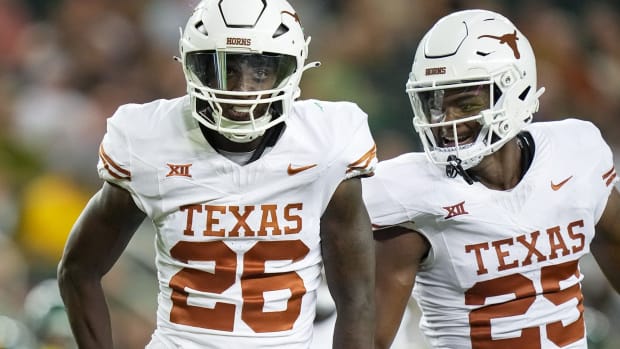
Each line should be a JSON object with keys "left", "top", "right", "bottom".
{"left": 406, "top": 9, "right": 545, "bottom": 171}
{"left": 179, "top": 0, "right": 317, "bottom": 143}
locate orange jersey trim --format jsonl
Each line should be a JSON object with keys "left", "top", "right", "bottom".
{"left": 99, "top": 144, "right": 131, "bottom": 180}
{"left": 602, "top": 166, "right": 616, "bottom": 187}
{"left": 346, "top": 144, "right": 377, "bottom": 174}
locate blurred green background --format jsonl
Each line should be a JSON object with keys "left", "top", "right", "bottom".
{"left": 0, "top": 0, "right": 619, "bottom": 348}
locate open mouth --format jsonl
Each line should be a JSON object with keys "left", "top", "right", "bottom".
{"left": 441, "top": 132, "right": 475, "bottom": 148}
{"left": 222, "top": 102, "right": 272, "bottom": 121}
{"left": 222, "top": 105, "right": 253, "bottom": 121}
{"left": 232, "top": 106, "right": 251, "bottom": 113}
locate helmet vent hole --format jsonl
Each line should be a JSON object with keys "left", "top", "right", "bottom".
{"left": 195, "top": 21, "right": 208, "bottom": 35}
{"left": 518, "top": 86, "right": 531, "bottom": 101}
{"left": 272, "top": 23, "right": 289, "bottom": 38}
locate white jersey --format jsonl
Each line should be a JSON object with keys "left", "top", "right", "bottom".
{"left": 97, "top": 96, "right": 377, "bottom": 348}
{"left": 363, "top": 119, "right": 618, "bottom": 349}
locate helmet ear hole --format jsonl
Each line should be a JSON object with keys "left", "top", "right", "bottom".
{"left": 273, "top": 23, "right": 289, "bottom": 38}
{"left": 195, "top": 21, "right": 208, "bottom": 35}
{"left": 493, "top": 83, "right": 503, "bottom": 105}
{"left": 518, "top": 86, "right": 531, "bottom": 101}
{"left": 270, "top": 100, "right": 283, "bottom": 117}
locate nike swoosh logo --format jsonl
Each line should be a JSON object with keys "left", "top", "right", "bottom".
{"left": 551, "top": 176, "right": 573, "bottom": 191}
{"left": 287, "top": 163, "right": 317, "bottom": 175}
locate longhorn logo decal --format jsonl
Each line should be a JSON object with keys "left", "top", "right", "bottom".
{"left": 478, "top": 30, "right": 521, "bottom": 59}
{"left": 281, "top": 10, "right": 300, "bottom": 23}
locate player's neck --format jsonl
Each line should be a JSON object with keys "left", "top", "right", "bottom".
{"left": 201, "top": 126, "right": 263, "bottom": 153}
{"left": 469, "top": 138, "right": 525, "bottom": 191}
{"left": 199, "top": 123, "right": 285, "bottom": 164}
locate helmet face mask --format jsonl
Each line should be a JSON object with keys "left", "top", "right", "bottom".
{"left": 407, "top": 9, "right": 545, "bottom": 170}
{"left": 412, "top": 80, "right": 499, "bottom": 169}
{"left": 179, "top": 0, "right": 310, "bottom": 143}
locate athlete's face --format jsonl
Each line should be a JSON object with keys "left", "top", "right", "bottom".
{"left": 219, "top": 56, "right": 279, "bottom": 121}
{"left": 427, "top": 85, "right": 490, "bottom": 148}
{"left": 186, "top": 51, "right": 296, "bottom": 123}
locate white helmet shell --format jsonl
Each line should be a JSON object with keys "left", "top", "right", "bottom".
{"left": 406, "top": 9, "right": 545, "bottom": 170}
{"left": 179, "top": 0, "right": 311, "bottom": 143}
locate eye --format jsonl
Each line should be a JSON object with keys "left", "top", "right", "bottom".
{"left": 254, "top": 69, "right": 267, "bottom": 79}
{"left": 460, "top": 103, "right": 477, "bottom": 112}
{"left": 458, "top": 99, "right": 485, "bottom": 113}
{"left": 226, "top": 66, "right": 238, "bottom": 78}
{"left": 253, "top": 67, "right": 274, "bottom": 81}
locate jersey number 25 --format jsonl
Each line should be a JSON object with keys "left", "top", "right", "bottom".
{"left": 465, "top": 260, "right": 585, "bottom": 349}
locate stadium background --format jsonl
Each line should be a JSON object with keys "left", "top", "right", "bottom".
{"left": 0, "top": 0, "right": 619, "bottom": 347}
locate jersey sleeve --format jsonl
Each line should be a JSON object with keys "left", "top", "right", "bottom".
{"left": 333, "top": 103, "right": 377, "bottom": 180}
{"left": 96, "top": 106, "right": 148, "bottom": 213}
{"left": 584, "top": 122, "right": 618, "bottom": 222}
{"left": 302, "top": 101, "right": 378, "bottom": 214}
{"left": 343, "top": 122, "right": 377, "bottom": 180}
{"left": 362, "top": 160, "right": 412, "bottom": 229}
{"left": 98, "top": 112, "right": 132, "bottom": 185}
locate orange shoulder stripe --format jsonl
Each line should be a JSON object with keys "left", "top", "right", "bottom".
{"left": 99, "top": 144, "right": 131, "bottom": 180}
{"left": 602, "top": 166, "right": 616, "bottom": 187}
{"left": 346, "top": 144, "right": 377, "bottom": 174}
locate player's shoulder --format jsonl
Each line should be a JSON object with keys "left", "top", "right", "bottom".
{"left": 287, "top": 99, "right": 371, "bottom": 147}
{"left": 107, "top": 96, "right": 189, "bottom": 136}
{"left": 528, "top": 118, "right": 611, "bottom": 174}
{"left": 291, "top": 99, "right": 368, "bottom": 124}
{"left": 376, "top": 152, "right": 430, "bottom": 173}
{"left": 362, "top": 152, "right": 444, "bottom": 227}
{"left": 527, "top": 118, "right": 602, "bottom": 146}
{"left": 366, "top": 152, "right": 440, "bottom": 194}
{"left": 285, "top": 99, "right": 376, "bottom": 177}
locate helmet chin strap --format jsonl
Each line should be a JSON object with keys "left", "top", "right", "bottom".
{"left": 446, "top": 131, "right": 535, "bottom": 186}
{"left": 446, "top": 155, "right": 475, "bottom": 185}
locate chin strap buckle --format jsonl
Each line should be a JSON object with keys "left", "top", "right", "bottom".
{"left": 446, "top": 155, "right": 474, "bottom": 185}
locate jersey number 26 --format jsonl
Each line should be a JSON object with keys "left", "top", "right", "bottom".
{"left": 168, "top": 240, "right": 310, "bottom": 332}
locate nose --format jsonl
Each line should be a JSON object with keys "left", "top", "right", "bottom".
{"left": 228, "top": 75, "right": 258, "bottom": 94}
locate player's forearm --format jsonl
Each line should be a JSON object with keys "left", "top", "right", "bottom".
{"left": 593, "top": 188, "right": 620, "bottom": 293}
{"left": 604, "top": 258, "right": 620, "bottom": 293}
{"left": 325, "top": 245, "right": 375, "bottom": 348}
{"left": 326, "top": 244, "right": 375, "bottom": 349}
{"left": 58, "top": 265, "right": 114, "bottom": 348}
{"left": 321, "top": 178, "right": 376, "bottom": 347}
{"left": 326, "top": 250, "right": 375, "bottom": 348}
{"left": 593, "top": 241, "right": 620, "bottom": 293}
{"left": 332, "top": 301, "right": 374, "bottom": 348}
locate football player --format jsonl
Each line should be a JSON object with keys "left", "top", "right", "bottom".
{"left": 57, "top": 1, "right": 377, "bottom": 348}
{"left": 363, "top": 9, "right": 620, "bottom": 349}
